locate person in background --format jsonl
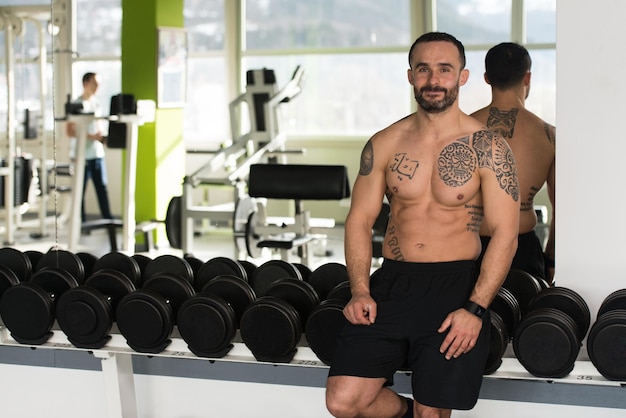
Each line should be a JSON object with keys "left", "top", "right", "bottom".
{"left": 66, "top": 72, "right": 113, "bottom": 222}
{"left": 471, "top": 42, "right": 555, "bottom": 284}
{"left": 325, "top": 32, "right": 519, "bottom": 418}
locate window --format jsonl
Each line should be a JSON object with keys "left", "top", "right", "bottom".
{"left": 73, "top": 0, "right": 122, "bottom": 111}
{"left": 437, "top": 0, "right": 556, "bottom": 124}
{"left": 243, "top": 0, "right": 412, "bottom": 138}
{"left": 184, "top": 0, "right": 228, "bottom": 147}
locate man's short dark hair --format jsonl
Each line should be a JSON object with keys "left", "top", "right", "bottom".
{"left": 485, "top": 42, "right": 531, "bottom": 89}
{"left": 408, "top": 32, "right": 466, "bottom": 70}
{"left": 82, "top": 72, "right": 97, "bottom": 85}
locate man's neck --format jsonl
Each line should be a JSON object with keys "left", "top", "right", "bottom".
{"left": 414, "top": 105, "right": 464, "bottom": 137}
{"left": 490, "top": 87, "right": 525, "bottom": 109}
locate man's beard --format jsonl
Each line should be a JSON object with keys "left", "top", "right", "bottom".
{"left": 415, "top": 84, "right": 459, "bottom": 114}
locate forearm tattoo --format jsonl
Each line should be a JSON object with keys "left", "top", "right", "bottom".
{"left": 487, "top": 107, "right": 518, "bottom": 139}
{"left": 544, "top": 122, "right": 556, "bottom": 145}
{"left": 438, "top": 136, "right": 476, "bottom": 186}
{"left": 386, "top": 224, "right": 404, "bottom": 261}
{"left": 466, "top": 204, "right": 484, "bottom": 232}
{"left": 472, "top": 130, "right": 519, "bottom": 201}
{"left": 390, "top": 153, "right": 419, "bottom": 181}
{"left": 359, "top": 140, "right": 374, "bottom": 176}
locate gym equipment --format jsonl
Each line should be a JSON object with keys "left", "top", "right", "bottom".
{"left": 194, "top": 256, "right": 249, "bottom": 292}
{"left": 484, "top": 310, "right": 509, "bottom": 375}
{"left": 0, "top": 246, "right": 33, "bottom": 282}
{"left": 501, "top": 269, "right": 545, "bottom": 316}
{"left": 490, "top": 286, "right": 522, "bottom": 338}
{"left": 483, "top": 286, "right": 522, "bottom": 374}
{"left": 36, "top": 248, "right": 86, "bottom": 285}
{"left": 305, "top": 262, "right": 348, "bottom": 301}
{"left": 248, "top": 259, "right": 302, "bottom": 297}
{"left": 240, "top": 277, "right": 319, "bottom": 363}
{"left": 115, "top": 255, "right": 195, "bottom": 353}
{"left": 62, "top": 95, "right": 156, "bottom": 253}
{"left": 75, "top": 251, "right": 98, "bottom": 278}
{"left": 0, "top": 12, "right": 51, "bottom": 244}
{"left": 244, "top": 163, "right": 350, "bottom": 265}
{"left": 326, "top": 281, "right": 352, "bottom": 303}
{"left": 177, "top": 274, "right": 256, "bottom": 358}
{"left": 587, "top": 288, "right": 626, "bottom": 381}
{"left": 513, "top": 286, "right": 590, "bottom": 378}
{"left": 177, "top": 67, "right": 305, "bottom": 255}
{"left": 56, "top": 264, "right": 138, "bottom": 349}
{"left": 305, "top": 298, "right": 349, "bottom": 366}
{"left": 0, "top": 260, "right": 81, "bottom": 344}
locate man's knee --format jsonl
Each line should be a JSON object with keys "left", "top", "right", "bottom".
{"left": 326, "top": 381, "right": 356, "bottom": 417}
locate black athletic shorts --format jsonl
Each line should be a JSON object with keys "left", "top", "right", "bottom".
{"left": 478, "top": 230, "right": 546, "bottom": 280}
{"left": 328, "top": 259, "right": 490, "bottom": 410}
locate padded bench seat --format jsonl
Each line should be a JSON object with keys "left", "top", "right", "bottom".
{"left": 257, "top": 234, "right": 315, "bottom": 250}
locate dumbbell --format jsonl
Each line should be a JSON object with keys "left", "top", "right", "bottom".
{"left": 0, "top": 249, "right": 85, "bottom": 345}
{"left": 501, "top": 269, "right": 547, "bottom": 316}
{"left": 587, "top": 288, "right": 626, "bottom": 381}
{"left": 55, "top": 252, "right": 141, "bottom": 349}
{"left": 513, "top": 286, "right": 590, "bottom": 378}
{"left": 248, "top": 259, "right": 302, "bottom": 297}
{"left": 23, "top": 250, "right": 43, "bottom": 276}
{"left": 483, "top": 287, "right": 521, "bottom": 375}
{"left": 75, "top": 251, "right": 99, "bottom": 279}
{"left": 240, "top": 276, "right": 319, "bottom": 363}
{"left": 293, "top": 262, "right": 312, "bottom": 281}
{"left": 0, "top": 248, "right": 33, "bottom": 306}
{"left": 177, "top": 273, "right": 256, "bottom": 358}
{"left": 305, "top": 268, "right": 379, "bottom": 365}
{"left": 193, "top": 256, "right": 250, "bottom": 292}
{"left": 115, "top": 254, "right": 195, "bottom": 353}
{"left": 305, "top": 262, "right": 349, "bottom": 301}
{"left": 131, "top": 253, "right": 152, "bottom": 287}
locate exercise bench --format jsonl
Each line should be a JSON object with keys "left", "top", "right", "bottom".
{"left": 247, "top": 163, "right": 351, "bottom": 265}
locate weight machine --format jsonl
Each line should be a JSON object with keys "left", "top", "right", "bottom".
{"left": 0, "top": 8, "right": 53, "bottom": 244}
{"left": 170, "top": 66, "right": 306, "bottom": 256}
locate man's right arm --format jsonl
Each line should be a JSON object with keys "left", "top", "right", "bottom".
{"left": 343, "top": 137, "right": 387, "bottom": 325}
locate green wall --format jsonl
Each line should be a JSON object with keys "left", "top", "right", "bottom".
{"left": 121, "top": 0, "right": 185, "bottom": 245}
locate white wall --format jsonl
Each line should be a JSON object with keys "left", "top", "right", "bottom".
{"left": 555, "top": 0, "right": 626, "bottom": 320}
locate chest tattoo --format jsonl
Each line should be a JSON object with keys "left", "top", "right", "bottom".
{"left": 487, "top": 107, "right": 518, "bottom": 139}
{"left": 437, "top": 138, "right": 476, "bottom": 186}
{"left": 390, "top": 153, "right": 419, "bottom": 181}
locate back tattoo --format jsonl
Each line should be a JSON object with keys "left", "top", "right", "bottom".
{"left": 487, "top": 107, "right": 518, "bottom": 139}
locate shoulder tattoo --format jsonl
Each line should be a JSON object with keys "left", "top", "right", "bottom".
{"left": 544, "top": 122, "right": 556, "bottom": 145}
{"left": 359, "top": 139, "right": 374, "bottom": 176}
{"left": 487, "top": 107, "right": 519, "bottom": 139}
{"left": 438, "top": 136, "right": 476, "bottom": 186}
{"left": 472, "top": 130, "right": 519, "bottom": 201}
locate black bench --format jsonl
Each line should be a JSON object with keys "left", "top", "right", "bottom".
{"left": 247, "top": 164, "right": 351, "bottom": 264}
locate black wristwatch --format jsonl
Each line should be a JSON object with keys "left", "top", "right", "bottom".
{"left": 463, "top": 301, "right": 487, "bottom": 319}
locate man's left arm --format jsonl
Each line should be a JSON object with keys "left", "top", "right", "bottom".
{"left": 439, "top": 131, "right": 520, "bottom": 359}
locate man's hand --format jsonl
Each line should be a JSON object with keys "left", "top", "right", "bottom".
{"left": 343, "top": 293, "right": 377, "bottom": 325}
{"left": 438, "top": 308, "right": 483, "bottom": 360}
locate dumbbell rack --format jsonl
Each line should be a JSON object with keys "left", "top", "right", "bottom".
{"left": 0, "top": 323, "right": 623, "bottom": 418}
